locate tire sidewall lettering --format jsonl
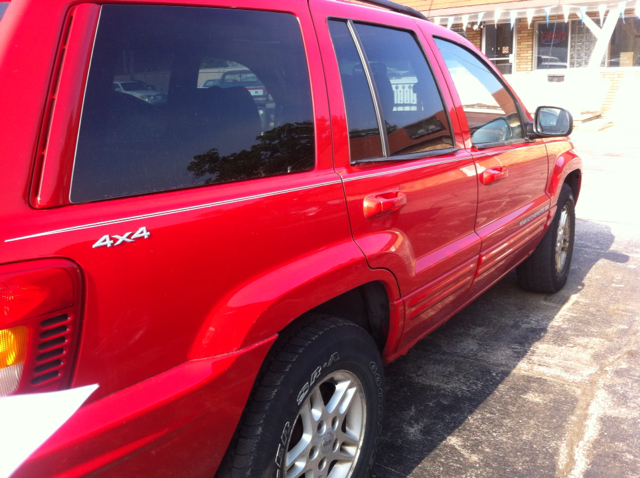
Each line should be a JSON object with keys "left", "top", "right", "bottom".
{"left": 296, "top": 352, "right": 340, "bottom": 405}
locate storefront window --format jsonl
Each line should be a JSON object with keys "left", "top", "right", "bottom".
{"left": 609, "top": 17, "right": 640, "bottom": 67}
{"left": 535, "top": 21, "right": 569, "bottom": 69}
{"left": 536, "top": 16, "right": 640, "bottom": 69}
{"left": 451, "top": 25, "right": 467, "bottom": 38}
{"left": 569, "top": 21, "right": 597, "bottom": 68}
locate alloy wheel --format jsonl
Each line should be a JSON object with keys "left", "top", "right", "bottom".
{"left": 555, "top": 205, "right": 571, "bottom": 273}
{"left": 284, "top": 370, "right": 366, "bottom": 478}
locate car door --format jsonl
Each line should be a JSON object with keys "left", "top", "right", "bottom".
{"left": 426, "top": 31, "right": 551, "bottom": 298}
{"left": 310, "top": 1, "right": 481, "bottom": 352}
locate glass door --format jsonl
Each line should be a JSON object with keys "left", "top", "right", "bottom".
{"left": 484, "top": 23, "right": 514, "bottom": 74}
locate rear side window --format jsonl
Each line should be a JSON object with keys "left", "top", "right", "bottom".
{"left": 71, "top": 6, "right": 315, "bottom": 203}
{"left": 329, "top": 20, "right": 453, "bottom": 162}
{"left": 434, "top": 38, "right": 524, "bottom": 145}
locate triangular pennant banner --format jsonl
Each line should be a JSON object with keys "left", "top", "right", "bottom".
{"left": 579, "top": 6, "right": 587, "bottom": 23}
{"left": 526, "top": 9, "right": 535, "bottom": 28}
{"left": 562, "top": 4, "right": 571, "bottom": 22}
{"left": 619, "top": 1, "right": 627, "bottom": 22}
{"left": 509, "top": 10, "right": 518, "bottom": 29}
{"left": 544, "top": 6, "right": 553, "bottom": 25}
{"left": 598, "top": 4, "right": 607, "bottom": 25}
{"left": 477, "top": 12, "right": 485, "bottom": 26}
{"left": 446, "top": 16, "right": 454, "bottom": 29}
{"left": 494, "top": 9, "right": 503, "bottom": 24}
{"left": 433, "top": 17, "right": 441, "bottom": 26}
{"left": 461, "top": 14, "right": 470, "bottom": 30}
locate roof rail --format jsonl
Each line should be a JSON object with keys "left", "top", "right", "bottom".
{"left": 356, "top": 0, "right": 429, "bottom": 21}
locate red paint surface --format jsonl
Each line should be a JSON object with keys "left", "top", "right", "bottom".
{"left": 0, "top": 0, "right": 582, "bottom": 475}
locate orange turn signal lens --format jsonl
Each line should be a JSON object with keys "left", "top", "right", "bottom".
{"left": 0, "top": 326, "right": 28, "bottom": 396}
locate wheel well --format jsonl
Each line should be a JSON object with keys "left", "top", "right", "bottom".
{"left": 564, "top": 169, "right": 581, "bottom": 204}
{"left": 305, "top": 282, "right": 390, "bottom": 352}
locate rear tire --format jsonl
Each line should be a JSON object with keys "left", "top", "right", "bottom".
{"left": 517, "top": 184, "right": 575, "bottom": 293}
{"left": 217, "top": 315, "right": 385, "bottom": 478}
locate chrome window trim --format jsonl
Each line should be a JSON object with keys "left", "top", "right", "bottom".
{"left": 346, "top": 20, "right": 390, "bottom": 157}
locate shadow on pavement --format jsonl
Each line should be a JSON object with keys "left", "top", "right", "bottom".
{"left": 372, "top": 219, "right": 625, "bottom": 477}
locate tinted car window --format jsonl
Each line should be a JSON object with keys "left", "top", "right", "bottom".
{"left": 197, "top": 59, "right": 272, "bottom": 130}
{"left": 71, "top": 5, "right": 315, "bottom": 203}
{"left": 328, "top": 20, "right": 383, "bottom": 161}
{"left": 329, "top": 20, "right": 453, "bottom": 161}
{"left": 434, "top": 38, "right": 524, "bottom": 145}
{"left": 354, "top": 23, "right": 453, "bottom": 156}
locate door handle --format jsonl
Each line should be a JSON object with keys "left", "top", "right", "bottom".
{"left": 480, "top": 166, "right": 509, "bottom": 185}
{"left": 363, "top": 191, "right": 407, "bottom": 218}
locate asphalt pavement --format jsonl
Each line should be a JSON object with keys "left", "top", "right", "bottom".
{"left": 372, "top": 124, "right": 640, "bottom": 478}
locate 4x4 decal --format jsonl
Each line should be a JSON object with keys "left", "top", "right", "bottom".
{"left": 92, "top": 227, "right": 151, "bottom": 248}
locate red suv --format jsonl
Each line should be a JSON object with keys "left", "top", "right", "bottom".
{"left": 0, "top": 0, "right": 581, "bottom": 476}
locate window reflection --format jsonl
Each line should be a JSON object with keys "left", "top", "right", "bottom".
{"left": 355, "top": 23, "right": 453, "bottom": 156}
{"left": 72, "top": 6, "right": 315, "bottom": 203}
{"left": 435, "top": 38, "right": 523, "bottom": 145}
{"left": 329, "top": 20, "right": 453, "bottom": 162}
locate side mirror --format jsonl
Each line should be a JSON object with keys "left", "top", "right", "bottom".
{"left": 471, "top": 117, "right": 512, "bottom": 144}
{"left": 528, "top": 106, "right": 573, "bottom": 138}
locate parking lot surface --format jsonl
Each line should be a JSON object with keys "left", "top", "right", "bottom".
{"left": 373, "top": 125, "right": 640, "bottom": 478}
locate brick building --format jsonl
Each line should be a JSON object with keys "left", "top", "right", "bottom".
{"left": 401, "top": 0, "right": 640, "bottom": 123}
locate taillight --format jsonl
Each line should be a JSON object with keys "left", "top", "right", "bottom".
{"left": 0, "top": 259, "right": 82, "bottom": 397}
{"left": 0, "top": 326, "right": 28, "bottom": 396}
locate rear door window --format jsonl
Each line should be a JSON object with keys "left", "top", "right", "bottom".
{"left": 71, "top": 5, "right": 315, "bottom": 203}
{"left": 328, "top": 20, "right": 454, "bottom": 162}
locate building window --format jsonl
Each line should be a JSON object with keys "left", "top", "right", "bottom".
{"left": 536, "top": 16, "right": 640, "bottom": 69}
{"left": 535, "top": 21, "right": 569, "bottom": 69}
{"left": 450, "top": 25, "right": 467, "bottom": 38}
{"left": 609, "top": 17, "right": 640, "bottom": 67}
{"left": 569, "top": 21, "right": 597, "bottom": 68}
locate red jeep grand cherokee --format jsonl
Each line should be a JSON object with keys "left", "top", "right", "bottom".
{"left": 0, "top": 0, "right": 581, "bottom": 476}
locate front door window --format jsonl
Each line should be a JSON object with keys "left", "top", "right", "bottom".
{"left": 435, "top": 38, "right": 523, "bottom": 145}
